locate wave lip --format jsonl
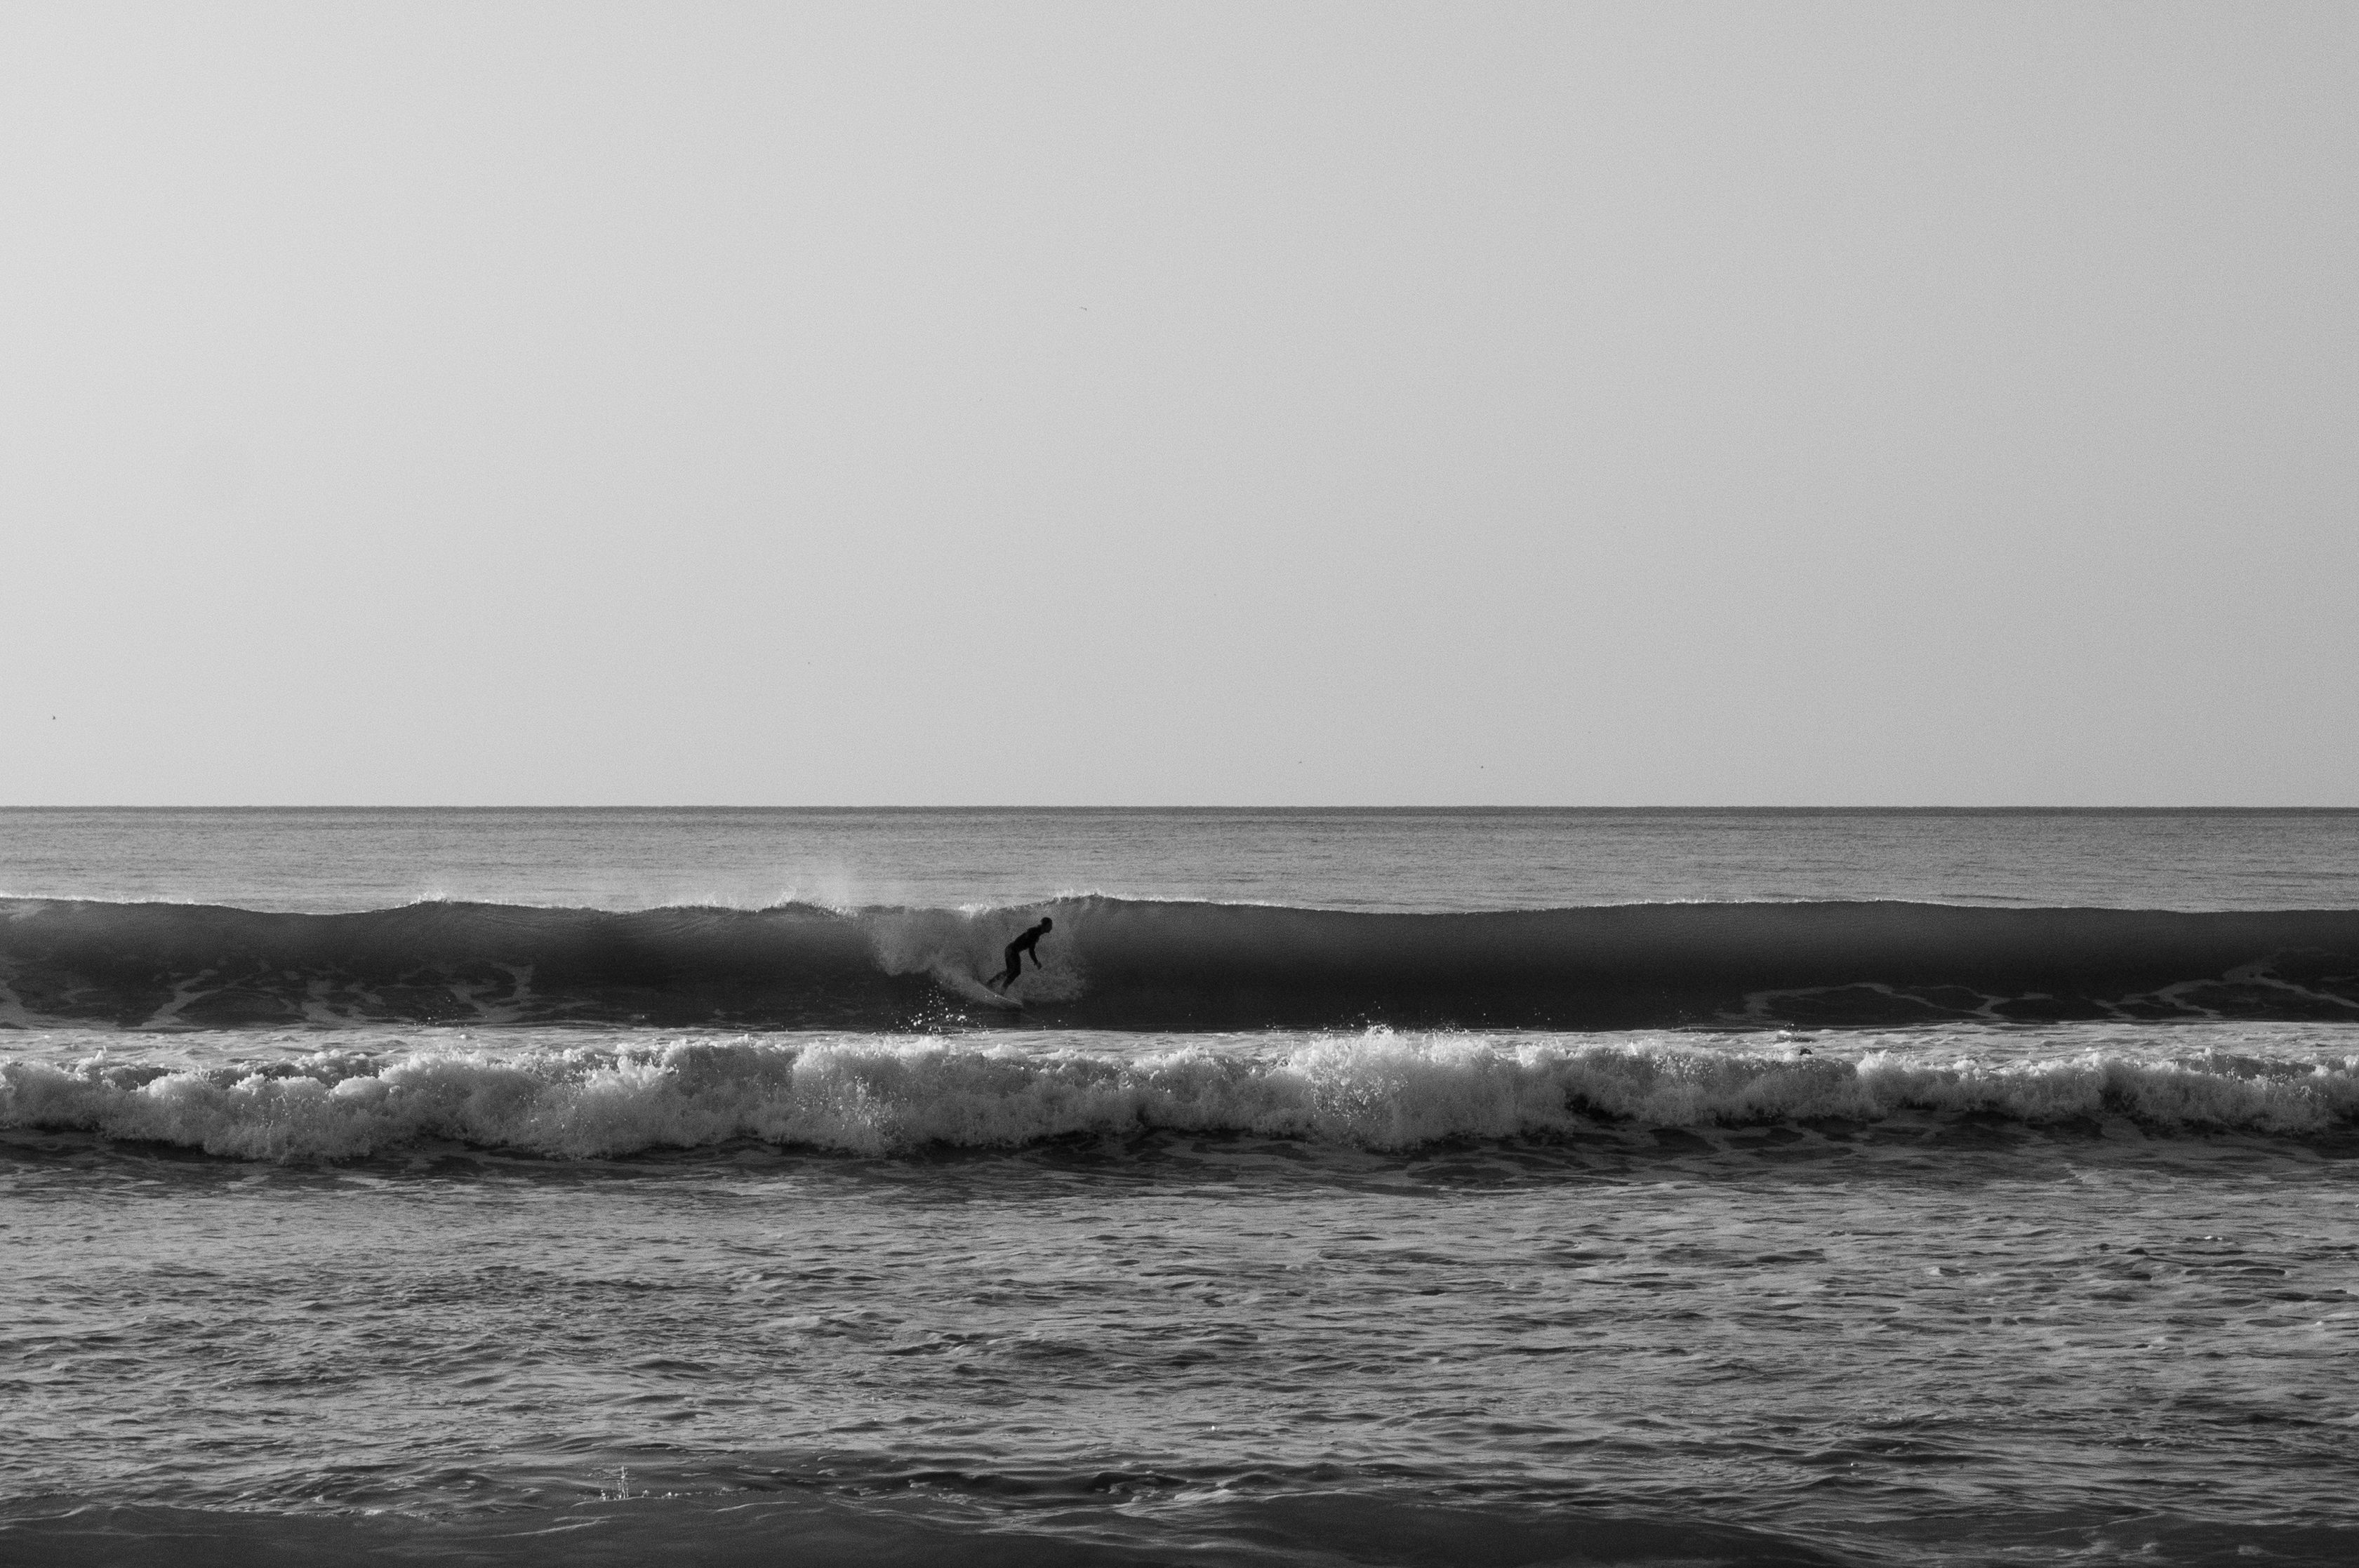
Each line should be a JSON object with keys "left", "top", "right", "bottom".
{"left": 3, "top": 896, "right": 2358, "bottom": 1032}
{"left": 6, "top": 1035, "right": 2358, "bottom": 1162}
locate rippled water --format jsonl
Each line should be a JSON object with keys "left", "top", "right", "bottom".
{"left": 5, "top": 806, "right": 2358, "bottom": 912}
{"left": 5, "top": 812, "right": 2358, "bottom": 1564}
{"left": 7, "top": 1023, "right": 2359, "bottom": 1564}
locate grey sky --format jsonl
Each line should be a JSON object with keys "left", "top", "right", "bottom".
{"left": 5, "top": 2, "right": 2353, "bottom": 805}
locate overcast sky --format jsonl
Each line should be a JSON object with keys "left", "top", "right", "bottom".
{"left": 4, "top": 2, "right": 2353, "bottom": 805}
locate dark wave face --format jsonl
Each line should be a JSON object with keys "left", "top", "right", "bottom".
{"left": 5, "top": 896, "right": 2359, "bottom": 1032}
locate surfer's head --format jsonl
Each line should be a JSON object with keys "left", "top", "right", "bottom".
{"left": 1039, "top": 917, "right": 1054, "bottom": 931}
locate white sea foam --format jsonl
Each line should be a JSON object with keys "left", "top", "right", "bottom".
{"left": 5, "top": 1034, "right": 2356, "bottom": 1162}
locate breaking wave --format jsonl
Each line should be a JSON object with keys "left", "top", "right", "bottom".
{"left": 6, "top": 1035, "right": 2358, "bottom": 1162}
{"left": 4, "top": 896, "right": 2358, "bottom": 1032}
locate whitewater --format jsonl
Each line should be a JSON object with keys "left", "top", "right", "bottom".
{"left": 6, "top": 809, "right": 2358, "bottom": 1567}
{"left": 9, "top": 1028, "right": 2359, "bottom": 1162}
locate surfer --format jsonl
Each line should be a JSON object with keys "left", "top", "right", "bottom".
{"left": 989, "top": 917, "right": 1054, "bottom": 990}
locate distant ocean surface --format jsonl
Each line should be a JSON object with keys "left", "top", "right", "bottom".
{"left": 8, "top": 805, "right": 2359, "bottom": 913}
{"left": 6, "top": 809, "right": 2357, "bottom": 1567}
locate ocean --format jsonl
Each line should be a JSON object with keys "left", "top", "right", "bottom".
{"left": 4, "top": 809, "right": 2356, "bottom": 1566}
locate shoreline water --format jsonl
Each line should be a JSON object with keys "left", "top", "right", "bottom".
{"left": 9, "top": 1057, "right": 2354, "bottom": 1567}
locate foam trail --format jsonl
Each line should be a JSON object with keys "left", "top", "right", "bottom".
{"left": 6, "top": 1035, "right": 2356, "bottom": 1162}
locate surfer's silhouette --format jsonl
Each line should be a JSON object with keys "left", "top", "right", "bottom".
{"left": 989, "top": 917, "right": 1053, "bottom": 991}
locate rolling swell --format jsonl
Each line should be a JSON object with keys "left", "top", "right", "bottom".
{"left": 3, "top": 896, "right": 2358, "bottom": 1032}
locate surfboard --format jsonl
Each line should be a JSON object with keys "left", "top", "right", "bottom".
{"left": 938, "top": 971, "right": 1024, "bottom": 1009}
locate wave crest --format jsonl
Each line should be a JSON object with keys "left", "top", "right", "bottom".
{"left": 6, "top": 1035, "right": 2355, "bottom": 1162}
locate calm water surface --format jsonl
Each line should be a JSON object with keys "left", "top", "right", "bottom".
{"left": 3, "top": 807, "right": 2357, "bottom": 912}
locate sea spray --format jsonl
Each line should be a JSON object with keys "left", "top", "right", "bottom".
{"left": 7, "top": 1032, "right": 2357, "bottom": 1162}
